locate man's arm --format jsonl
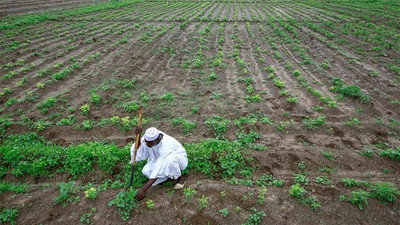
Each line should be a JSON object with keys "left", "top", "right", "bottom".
{"left": 135, "top": 178, "right": 156, "bottom": 200}
{"left": 131, "top": 126, "right": 145, "bottom": 164}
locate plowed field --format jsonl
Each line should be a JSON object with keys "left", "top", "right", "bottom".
{"left": 1, "top": 0, "right": 399, "bottom": 224}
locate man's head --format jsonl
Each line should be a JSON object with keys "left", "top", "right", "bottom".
{"left": 143, "top": 127, "right": 163, "bottom": 147}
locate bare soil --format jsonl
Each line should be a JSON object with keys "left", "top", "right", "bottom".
{"left": 0, "top": 1, "right": 399, "bottom": 224}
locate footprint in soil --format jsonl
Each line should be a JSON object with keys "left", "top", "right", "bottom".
{"left": 295, "top": 135, "right": 311, "bottom": 145}
{"left": 288, "top": 153, "right": 300, "bottom": 170}
{"left": 342, "top": 139, "right": 354, "bottom": 147}
{"left": 189, "top": 213, "right": 218, "bottom": 225}
{"left": 332, "top": 126, "right": 344, "bottom": 137}
{"left": 308, "top": 185, "right": 338, "bottom": 197}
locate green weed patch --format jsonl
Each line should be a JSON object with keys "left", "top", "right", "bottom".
{"left": 185, "top": 134, "right": 258, "bottom": 179}
{"left": 0, "top": 133, "right": 130, "bottom": 179}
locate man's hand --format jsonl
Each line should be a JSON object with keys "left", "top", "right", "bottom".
{"left": 134, "top": 179, "right": 156, "bottom": 201}
{"left": 135, "top": 188, "right": 146, "bottom": 201}
{"left": 134, "top": 126, "right": 142, "bottom": 136}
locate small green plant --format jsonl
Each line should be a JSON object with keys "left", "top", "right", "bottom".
{"left": 322, "top": 151, "right": 335, "bottom": 161}
{"left": 369, "top": 182, "right": 399, "bottom": 203}
{"left": 286, "top": 96, "right": 298, "bottom": 104}
{"left": 244, "top": 94, "right": 261, "bottom": 103}
{"left": 330, "top": 77, "right": 370, "bottom": 102}
{"left": 265, "top": 66, "right": 274, "bottom": 73}
{"left": 256, "top": 174, "right": 279, "bottom": 186}
{"left": 220, "top": 190, "right": 226, "bottom": 198}
{"left": 110, "top": 116, "right": 120, "bottom": 124}
{"left": 370, "top": 70, "right": 379, "bottom": 77}
{"left": 275, "top": 119, "right": 295, "bottom": 133}
{"left": 0, "top": 182, "right": 29, "bottom": 193}
{"left": 273, "top": 51, "right": 282, "bottom": 60}
{"left": 54, "top": 181, "right": 79, "bottom": 207}
{"left": 199, "top": 195, "right": 208, "bottom": 210}
{"left": 17, "top": 77, "right": 27, "bottom": 86}
{"left": 273, "top": 179, "right": 285, "bottom": 187}
{"left": 293, "top": 69, "right": 301, "bottom": 76}
{"left": 302, "top": 115, "right": 325, "bottom": 130}
{"left": 219, "top": 208, "right": 229, "bottom": 217}
{"left": 36, "top": 97, "right": 57, "bottom": 110}
{"left": 290, "top": 184, "right": 321, "bottom": 210}
{"left": 140, "top": 91, "right": 149, "bottom": 102}
{"left": 172, "top": 117, "right": 196, "bottom": 135}
{"left": 314, "top": 175, "right": 331, "bottom": 185}
{"left": 359, "top": 147, "right": 374, "bottom": 157}
{"left": 192, "top": 107, "right": 200, "bottom": 114}
{"left": 108, "top": 189, "right": 139, "bottom": 221}
{"left": 122, "top": 92, "right": 131, "bottom": 99}
{"left": 246, "top": 85, "right": 254, "bottom": 94}
{"left": 146, "top": 199, "right": 155, "bottom": 209}
{"left": 81, "top": 104, "right": 90, "bottom": 115}
{"left": 379, "top": 146, "right": 400, "bottom": 161}
{"left": 313, "top": 106, "right": 323, "bottom": 111}
{"left": 293, "top": 173, "right": 309, "bottom": 185}
{"left": 321, "top": 60, "right": 331, "bottom": 69}
{"left": 306, "top": 195, "right": 321, "bottom": 210}
{"left": 122, "top": 101, "right": 139, "bottom": 113}
{"left": 280, "top": 89, "right": 288, "bottom": 96}
{"left": 82, "top": 120, "right": 92, "bottom": 130}
{"left": 80, "top": 212, "right": 92, "bottom": 224}
{"left": 289, "top": 183, "right": 306, "bottom": 199}
{"left": 119, "top": 79, "right": 135, "bottom": 89}
{"left": 161, "top": 92, "right": 175, "bottom": 102}
{"left": 90, "top": 93, "right": 101, "bottom": 105}
{"left": 120, "top": 116, "right": 132, "bottom": 131}
{"left": 257, "top": 186, "right": 267, "bottom": 204}
{"left": 345, "top": 118, "right": 361, "bottom": 127}
{"left": 53, "top": 62, "right": 64, "bottom": 69}
{"left": 347, "top": 189, "right": 370, "bottom": 210}
{"left": 84, "top": 187, "right": 98, "bottom": 200}
{"left": 0, "top": 208, "right": 18, "bottom": 225}
{"left": 183, "top": 187, "right": 197, "bottom": 202}
{"left": 297, "top": 161, "right": 306, "bottom": 170}
{"left": 209, "top": 71, "right": 218, "bottom": 80}
{"left": 273, "top": 78, "right": 285, "bottom": 88}
{"left": 32, "top": 119, "right": 52, "bottom": 131}
{"left": 36, "top": 82, "right": 45, "bottom": 88}
{"left": 235, "top": 206, "right": 241, "bottom": 213}
{"left": 68, "top": 106, "right": 75, "bottom": 114}
{"left": 245, "top": 208, "right": 266, "bottom": 225}
{"left": 319, "top": 165, "right": 338, "bottom": 174}
{"left": 4, "top": 87, "right": 12, "bottom": 94}
{"left": 204, "top": 115, "right": 230, "bottom": 138}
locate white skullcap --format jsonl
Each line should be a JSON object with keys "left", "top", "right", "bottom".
{"left": 144, "top": 127, "right": 160, "bottom": 141}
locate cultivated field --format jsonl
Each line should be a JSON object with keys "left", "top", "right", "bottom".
{"left": 0, "top": 0, "right": 399, "bottom": 224}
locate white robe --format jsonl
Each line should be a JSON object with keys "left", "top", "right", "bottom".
{"left": 130, "top": 132, "right": 188, "bottom": 186}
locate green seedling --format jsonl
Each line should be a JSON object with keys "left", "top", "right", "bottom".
{"left": 183, "top": 187, "right": 197, "bottom": 202}
{"left": 199, "top": 195, "right": 208, "bottom": 210}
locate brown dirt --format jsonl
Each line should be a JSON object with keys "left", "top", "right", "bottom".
{"left": 0, "top": 0, "right": 399, "bottom": 224}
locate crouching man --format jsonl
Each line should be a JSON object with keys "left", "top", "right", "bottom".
{"left": 130, "top": 127, "right": 188, "bottom": 200}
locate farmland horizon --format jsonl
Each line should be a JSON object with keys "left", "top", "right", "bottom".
{"left": 0, "top": 0, "right": 399, "bottom": 224}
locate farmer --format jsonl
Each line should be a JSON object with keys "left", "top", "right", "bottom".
{"left": 130, "top": 126, "right": 188, "bottom": 200}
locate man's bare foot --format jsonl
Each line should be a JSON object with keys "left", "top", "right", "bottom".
{"left": 177, "top": 175, "right": 185, "bottom": 184}
{"left": 174, "top": 175, "right": 185, "bottom": 190}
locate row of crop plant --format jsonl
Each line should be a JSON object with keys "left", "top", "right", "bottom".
{"left": 301, "top": 0, "right": 400, "bottom": 29}
{"left": 0, "top": 22, "right": 177, "bottom": 133}
{"left": 271, "top": 8, "right": 400, "bottom": 98}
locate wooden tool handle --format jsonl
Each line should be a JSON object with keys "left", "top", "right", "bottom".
{"left": 132, "top": 107, "right": 143, "bottom": 165}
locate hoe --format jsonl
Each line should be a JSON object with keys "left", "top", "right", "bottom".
{"left": 129, "top": 107, "right": 143, "bottom": 188}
